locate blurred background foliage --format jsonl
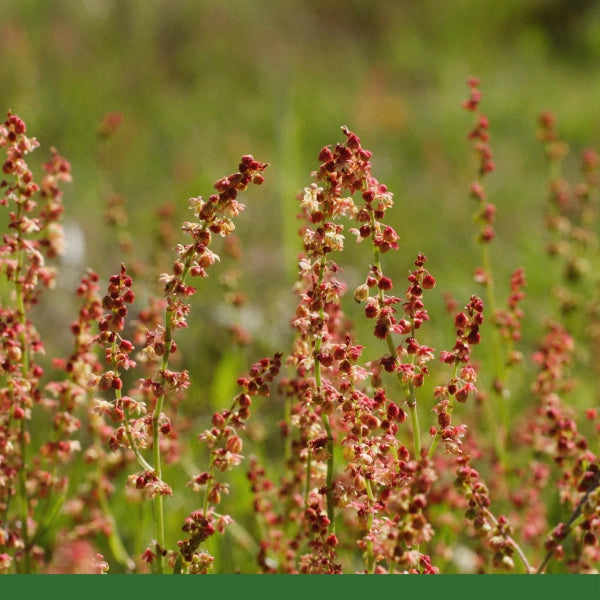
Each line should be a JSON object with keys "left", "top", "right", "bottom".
{"left": 2, "top": 0, "right": 600, "bottom": 573}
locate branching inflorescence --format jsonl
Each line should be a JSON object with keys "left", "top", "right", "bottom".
{"left": 0, "top": 79, "right": 598, "bottom": 575}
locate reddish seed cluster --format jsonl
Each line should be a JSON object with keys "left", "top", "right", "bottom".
{"left": 180, "top": 354, "right": 281, "bottom": 570}
{"left": 461, "top": 76, "right": 482, "bottom": 112}
{"left": 76, "top": 155, "right": 269, "bottom": 573}
{"left": 249, "top": 128, "right": 447, "bottom": 574}
{"left": 86, "top": 265, "right": 169, "bottom": 498}
{"left": 454, "top": 455, "right": 519, "bottom": 570}
{"left": 2, "top": 96, "right": 600, "bottom": 575}
{"left": 462, "top": 78, "right": 497, "bottom": 255}
{"left": 526, "top": 322, "right": 600, "bottom": 570}
{"left": 495, "top": 268, "right": 527, "bottom": 367}
{"left": 176, "top": 508, "right": 225, "bottom": 573}
{"left": 297, "top": 498, "right": 341, "bottom": 574}
{"left": 0, "top": 112, "right": 81, "bottom": 572}
{"left": 429, "top": 296, "right": 483, "bottom": 457}
{"left": 195, "top": 354, "right": 282, "bottom": 482}
{"left": 355, "top": 458, "right": 439, "bottom": 573}
{"left": 363, "top": 257, "right": 437, "bottom": 397}
{"left": 440, "top": 295, "right": 484, "bottom": 367}
{"left": 463, "top": 78, "right": 495, "bottom": 177}
{"left": 537, "top": 110, "right": 569, "bottom": 163}
{"left": 542, "top": 466, "right": 600, "bottom": 572}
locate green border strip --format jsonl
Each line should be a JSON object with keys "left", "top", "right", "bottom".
{"left": 2, "top": 574, "right": 599, "bottom": 600}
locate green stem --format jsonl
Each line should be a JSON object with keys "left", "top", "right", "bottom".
{"left": 477, "top": 195, "right": 509, "bottom": 469}
{"left": 536, "top": 473, "right": 600, "bottom": 574}
{"left": 95, "top": 461, "right": 135, "bottom": 571}
{"left": 150, "top": 316, "right": 173, "bottom": 574}
{"left": 109, "top": 334, "right": 162, "bottom": 571}
{"left": 322, "top": 413, "right": 334, "bottom": 528}
{"left": 363, "top": 479, "right": 376, "bottom": 573}
{"left": 14, "top": 222, "right": 31, "bottom": 573}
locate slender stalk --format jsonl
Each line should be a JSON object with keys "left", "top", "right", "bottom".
{"left": 372, "top": 236, "right": 422, "bottom": 459}
{"left": 149, "top": 247, "right": 195, "bottom": 572}
{"left": 321, "top": 413, "right": 334, "bottom": 527}
{"left": 311, "top": 257, "right": 335, "bottom": 528}
{"left": 363, "top": 478, "right": 376, "bottom": 573}
{"left": 14, "top": 215, "right": 31, "bottom": 573}
{"left": 95, "top": 461, "right": 135, "bottom": 571}
{"left": 149, "top": 315, "right": 174, "bottom": 574}
{"left": 463, "top": 482, "right": 534, "bottom": 574}
{"left": 536, "top": 473, "right": 600, "bottom": 574}
{"left": 427, "top": 363, "right": 460, "bottom": 460}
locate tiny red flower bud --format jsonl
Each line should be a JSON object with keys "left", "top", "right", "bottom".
{"left": 194, "top": 472, "right": 211, "bottom": 485}
{"left": 238, "top": 393, "right": 251, "bottom": 408}
{"left": 438, "top": 412, "right": 451, "bottom": 428}
{"left": 226, "top": 435, "right": 243, "bottom": 454}
{"left": 109, "top": 405, "right": 123, "bottom": 422}
{"left": 317, "top": 352, "right": 333, "bottom": 367}
{"left": 455, "top": 386, "right": 470, "bottom": 402}
{"left": 405, "top": 337, "right": 419, "bottom": 354}
{"left": 466, "top": 328, "right": 481, "bottom": 345}
{"left": 374, "top": 321, "right": 389, "bottom": 339}
{"left": 378, "top": 276, "right": 393, "bottom": 290}
{"left": 211, "top": 413, "right": 225, "bottom": 427}
{"left": 119, "top": 340, "right": 134, "bottom": 353}
{"left": 333, "top": 346, "right": 346, "bottom": 361}
{"left": 318, "top": 146, "right": 333, "bottom": 162}
{"left": 12, "top": 406, "right": 25, "bottom": 419}
{"left": 455, "top": 312, "right": 468, "bottom": 329}
{"left": 365, "top": 302, "right": 378, "bottom": 319}
{"left": 386, "top": 402, "right": 400, "bottom": 420}
{"left": 99, "top": 373, "right": 113, "bottom": 391}
{"left": 422, "top": 274, "right": 436, "bottom": 289}
{"left": 141, "top": 548, "right": 156, "bottom": 564}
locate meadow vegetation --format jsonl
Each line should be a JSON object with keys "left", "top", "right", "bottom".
{"left": 1, "top": 0, "right": 600, "bottom": 574}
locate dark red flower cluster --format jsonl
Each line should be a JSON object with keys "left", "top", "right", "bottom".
{"left": 179, "top": 354, "right": 281, "bottom": 571}
{"left": 463, "top": 77, "right": 495, "bottom": 178}
{"left": 0, "top": 112, "right": 80, "bottom": 573}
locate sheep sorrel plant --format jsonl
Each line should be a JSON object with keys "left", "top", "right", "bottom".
{"left": 0, "top": 76, "right": 599, "bottom": 575}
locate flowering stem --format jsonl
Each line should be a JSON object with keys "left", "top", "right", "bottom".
{"left": 149, "top": 309, "right": 176, "bottom": 574}
{"left": 14, "top": 216, "right": 31, "bottom": 573}
{"left": 321, "top": 413, "right": 334, "bottom": 527}
{"left": 482, "top": 505, "right": 533, "bottom": 574}
{"left": 427, "top": 363, "right": 460, "bottom": 460}
{"left": 536, "top": 472, "right": 600, "bottom": 574}
{"left": 480, "top": 240, "right": 509, "bottom": 445}
{"left": 372, "top": 238, "right": 422, "bottom": 458}
{"left": 312, "top": 257, "right": 335, "bottom": 528}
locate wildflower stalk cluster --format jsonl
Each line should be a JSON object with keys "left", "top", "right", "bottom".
{"left": 0, "top": 78, "right": 599, "bottom": 574}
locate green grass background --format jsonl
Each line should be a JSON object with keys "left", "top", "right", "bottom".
{"left": 2, "top": 0, "right": 600, "bottom": 573}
